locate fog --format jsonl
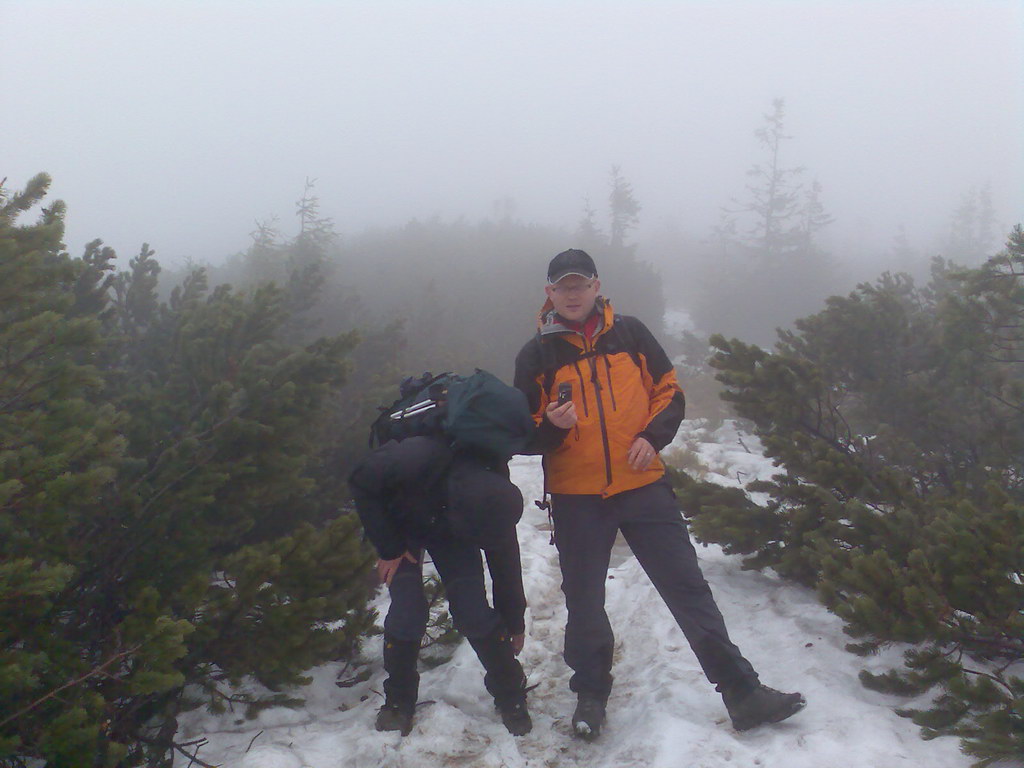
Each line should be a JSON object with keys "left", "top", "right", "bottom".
{"left": 4, "top": 1, "right": 1022, "bottom": 283}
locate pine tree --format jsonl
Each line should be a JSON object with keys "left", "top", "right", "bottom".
{"left": 575, "top": 198, "right": 604, "bottom": 250}
{"left": 590, "top": 166, "right": 665, "bottom": 336}
{"left": 674, "top": 232, "right": 1024, "bottom": 764}
{"left": 0, "top": 173, "right": 134, "bottom": 765}
{"left": 947, "top": 185, "right": 999, "bottom": 264}
{"left": 0, "top": 176, "right": 377, "bottom": 766}
{"left": 889, "top": 224, "right": 922, "bottom": 276}
{"left": 955, "top": 224, "right": 1024, "bottom": 366}
{"left": 245, "top": 216, "right": 283, "bottom": 286}
{"left": 795, "top": 180, "right": 834, "bottom": 258}
{"left": 608, "top": 165, "right": 641, "bottom": 250}
{"left": 691, "top": 98, "right": 838, "bottom": 346}
{"left": 737, "top": 97, "right": 804, "bottom": 261}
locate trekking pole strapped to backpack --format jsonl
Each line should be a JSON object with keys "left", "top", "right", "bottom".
{"left": 389, "top": 398, "right": 440, "bottom": 421}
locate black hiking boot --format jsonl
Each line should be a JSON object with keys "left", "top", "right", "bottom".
{"left": 468, "top": 627, "right": 533, "bottom": 735}
{"left": 571, "top": 693, "right": 607, "bottom": 741}
{"left": 723, "top": 683, "right": 806, "bottom": 731}
{"left": 497, "top": 698, "right": 533, "bottom": 736}
{"left": 375, "top": 702, "right": 415, "bottom": 735}
{"left": 376, "top": 635, "right": 420, "bottom": 737}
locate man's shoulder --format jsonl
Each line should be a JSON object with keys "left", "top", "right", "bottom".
{"left": 610, "top": 313, "right": 650, "bottom": 344}
{"left": 513, "top": 335, "right": 543, "bottom": 391}
{"left": 612, "top": 312, "right": 644, "bottom": 330}
{"left": 514, "top": 333, "right": 543, "bottom": 365}
{"left": 517, "top": 328, "right": 579, "bottom": 360}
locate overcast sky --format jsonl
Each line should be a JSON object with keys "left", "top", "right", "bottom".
{"left": 4, "top": 0, "right": 1022, "bottom": 266}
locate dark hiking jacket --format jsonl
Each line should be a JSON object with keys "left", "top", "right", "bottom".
{"left": 348, "top": 436, "right": 527, "bottom": 634}
{"left": 514, "top": 296, "right": 686, "bottom": 497}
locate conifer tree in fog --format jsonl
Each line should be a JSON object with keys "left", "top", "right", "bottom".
{"left": 575, "top": 197, "right": 603, "bottom": 248}
{"left": 946, "top": 184, "right": 999, "bottom": 264}
{"left": 0, "top": 175, "right": 376, "bottom": 767}
{"left": 563, "top": 166, "right": 665, "bottom": 337}
{"left": 739, "top": 98, "right": 804, "bottom": 259}
{"left": 732, "top": 97, "right": 834, "bottom": 266}
{"left": 673, "top": 227, "right": 1024, "bottom": 765}
{"left": 795, "top": 180, "right": 834, "bottom": 258}
{"left": 690, "top": 97, "right": 839, "bottom": 346}
{"left": 609, "top": 164, "right": 642, "bottom": 250}
{"left": 888, "top": 223, "right": 922, "bottom": 276}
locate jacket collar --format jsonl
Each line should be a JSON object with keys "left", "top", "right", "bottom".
{"left": 538, "top": 296, "right": 615, "bottom": 341}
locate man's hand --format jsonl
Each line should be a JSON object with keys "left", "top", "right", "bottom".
{"left": 511, "top": 633, "right": 525, "bottom": 656}
{"left": 545, "top": 400, "right": 577, "bottom": 429}
{"left": 377, "top": 551, "right": 417, "bottom": 586}
{"left": 627, "top": 436, "right": 658, "bottom": 471}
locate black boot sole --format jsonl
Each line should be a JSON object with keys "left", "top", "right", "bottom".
{"left": 733, "top": 694, "right": 806, "bottom": 731}
{"left": 502, "top": 714, "right": 533, "bottom": 736}
{"left": 375, "top": 709, "right": 414, "bottom": 736}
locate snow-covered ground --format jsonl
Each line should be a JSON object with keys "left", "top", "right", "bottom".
{"left": 176, "top": 421, "right": 971, "bottom": 768}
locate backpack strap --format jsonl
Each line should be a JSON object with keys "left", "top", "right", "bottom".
{"left": 613, "top": 314, "right": 644, "bottom": 372}
{"left": 530, "top": 333, "right": 558, "bottom": 534}
{"left": 535, "top": 317, "right": 642, "bottom": 395}
{"left": 533, "top": 331, "right": 560, "bottom": 397}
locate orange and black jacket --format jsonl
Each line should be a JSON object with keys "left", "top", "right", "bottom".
{"left": 513, "top": 296, "right": 685, "bottom": 498}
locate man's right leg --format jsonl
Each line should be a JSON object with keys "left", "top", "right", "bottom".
{"left": 550, "top": 493, "right": 619, "bottom": 738}
{"left": 378, "top": 552, "right": 428, "bottom": 735}
{"left": 428, "top": 536, "right": 532, "bottom": 735}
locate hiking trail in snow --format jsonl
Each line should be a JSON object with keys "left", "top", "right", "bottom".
{"left": 176, "top": 422, "right": 971, "bottom": 768}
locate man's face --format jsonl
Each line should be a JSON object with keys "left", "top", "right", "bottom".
{"left": 545, "top": 275, "right": 600, "bottom": 323}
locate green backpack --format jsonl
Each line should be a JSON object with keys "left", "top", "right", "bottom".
{"left": 370, "top": 369, "right": 534, "bottom": 461}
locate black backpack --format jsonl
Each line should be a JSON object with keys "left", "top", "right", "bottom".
{"left": 369, "top": 369, "right": 534, "bottom": 461}
{"left": 369, "top": 372, "right": 455, "bottom": 447}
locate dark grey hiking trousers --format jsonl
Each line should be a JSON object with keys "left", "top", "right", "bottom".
{"left": 384, "top": 533, "right": 503, "bottom": 643}
{"left": 551, "top": 478, "right": 759, "bottom": 699}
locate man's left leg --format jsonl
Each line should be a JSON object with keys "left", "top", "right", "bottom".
{"left": 617, "top": 479, "right": 805, "bottom": 729}
{"left": 377, "top": 551, "right": 429, "bottom": 735}
{"left": 428, "top": 536, "right": 532, "bottom": 735}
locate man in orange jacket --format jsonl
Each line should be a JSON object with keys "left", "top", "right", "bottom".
{"left": 513, "top": 249, "right": 805, "bottom": 740}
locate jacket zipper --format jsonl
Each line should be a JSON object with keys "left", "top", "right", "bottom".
{"left": 585, "top": 341, "right": 613, "bottom": 488}
{"left": 603, "top": 355, "right": 618, "bottom": 411}
{"left": 572, "top": 360, "right": 590, "bottom": 417}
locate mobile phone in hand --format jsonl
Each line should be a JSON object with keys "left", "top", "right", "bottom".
{"left": 557, "top": 381, "right": 572, "bottom": 405}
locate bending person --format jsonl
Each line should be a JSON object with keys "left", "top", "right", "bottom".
{"left": 349, "top": 435, "right": 531, "bottom": 737}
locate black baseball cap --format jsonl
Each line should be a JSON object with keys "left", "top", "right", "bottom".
{"left": 547, "top": 249, "right": 598, "bottom": 284}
